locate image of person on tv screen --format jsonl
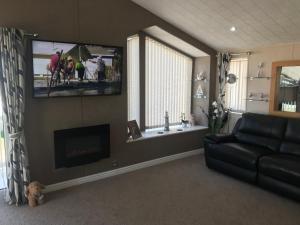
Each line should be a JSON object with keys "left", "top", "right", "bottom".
{"left": 76, "top": 60, "right": 85, "bottom": 81}
{"left": 47, "top": 51, "right": 62, "bottom": 85}
{"left": 64, "top": 56, "right": 75, "bottom": 85}
{"left": 97, "top": 57, "right": 106, "bottom": 81}
{"left": 49, "top": 51, "right": 61, "bottom": 73}
{"left": 89, "top": 56, "right": 106, "bottom": 81}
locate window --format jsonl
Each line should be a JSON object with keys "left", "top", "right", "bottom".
{"left": 127, "top": 35, "right": 140, "bottom": 126}
{"left": 225, "top": 57, "right": 248, "bottom": 112}
{"left": 145, "top": 37, "right": 192, "bottom": 129}
{"left": 127, "top": 35, "right": 193, "bottom": 130}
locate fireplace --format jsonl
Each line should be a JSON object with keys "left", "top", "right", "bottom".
{"left": 54, "top": 124, "right": 110, "bottom": 168}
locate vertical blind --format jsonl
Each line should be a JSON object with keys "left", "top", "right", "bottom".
{"left": 127, "top": 35, "right": 140, "bottom": 125}
{"left": 145, "top": 37, "right": 192, "bottom": 129}
{"left": 225, "top": 58, "right": 248, "bottom": 111}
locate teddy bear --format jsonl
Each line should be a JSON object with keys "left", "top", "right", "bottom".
{"left": 26, "top": 181, "right": 45, "bottom": 207}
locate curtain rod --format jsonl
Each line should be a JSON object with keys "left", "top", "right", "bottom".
{"left": 24, "top": 33, "right": 39, "bottom": 38}
{"left": 230, "top": 51, "right": 251, "bottom": 56}
{"left": 216, "top": 51, "right": 251, "bottom": 57}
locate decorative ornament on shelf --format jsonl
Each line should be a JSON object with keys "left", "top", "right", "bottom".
{"left": 257, "top": 62, "right": 264, "bottom": 78}
{"left": 281, "top": 101, "right": 297, "bottom": 112}
{"left": 181, "top": 113, "right": 190, "bottom": 128}
{"left": 164, "top": 111, "right": 170, "bottom": 131}
{"left": 195, "top": 71, "right": 207, "bottom": 82}
{"left": 247, "top": 92, "right": 269, "bottom": 102}
{"left": 226, "top": 73, "right": 237, "bottom": 84}
{"left": 195, "top": 83, "right": 206, "bottom": 99}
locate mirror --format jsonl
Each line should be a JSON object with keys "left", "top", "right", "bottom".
{"left": 270, "top": 60, "right": 300, "bottom": 117}
{"left": 279, "top": 66, "right": 300, "bottom": 112}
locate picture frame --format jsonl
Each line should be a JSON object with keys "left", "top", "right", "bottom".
{"left": 127, "top": 120, "right": 142, "bottom": 140}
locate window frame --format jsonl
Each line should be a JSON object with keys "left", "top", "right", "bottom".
{"left": 127, "top": 35, "right": 140, "bottom": 126}
{"left": 128, "top": 32, "right": 195, "bottom": 131}
{"left": 225, "top": 57, "right": 249, "bottom": 112}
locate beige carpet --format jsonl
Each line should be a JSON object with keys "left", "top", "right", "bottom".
{"left": 0, "top": 154, "right": 300, "bottom": 225}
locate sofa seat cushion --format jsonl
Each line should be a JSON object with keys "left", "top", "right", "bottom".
{"left": 206, "top": 142, "right": 273, "bottom": 171}
{"left": 259, "top": 154, "right": 300, "bottom": 187}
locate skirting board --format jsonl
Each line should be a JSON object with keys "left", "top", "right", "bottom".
{"left": 45, "top": 148, "right": 203, "bottom": 193}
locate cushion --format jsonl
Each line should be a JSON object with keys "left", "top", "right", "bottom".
{"left": 280, "top": 118, "right": 300, "bottom": 156}
{"left": 206, "top": 142, "right": 273, "bottom": 171}
{"left": 238, "top": 113, "right": 287, "bottom": 139}
{"left": 235, "top": 113, "right": 287, "bottom": 151}
{"left": 235, "top": 132, "right": 281, "bottom": 152}
{"left": 259, "top": 154, "right": 300, "bottom": 187}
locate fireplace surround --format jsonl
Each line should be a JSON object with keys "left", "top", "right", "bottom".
{"left": 54, "top": 124, "right": 110, "bottom": 168}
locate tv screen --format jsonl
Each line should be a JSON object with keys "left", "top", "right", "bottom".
{"left": 32, "top": 40, "right": 122, "bottom": 97}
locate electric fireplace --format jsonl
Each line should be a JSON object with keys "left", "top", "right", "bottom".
{"left": 54, "top": 124, "right": 110, "bottom": 168}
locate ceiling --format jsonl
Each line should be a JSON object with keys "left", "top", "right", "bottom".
{"left": 132, "top": 0, "right": 300, "bottom": 51}
{"left": 144, "top": 26, "right": 208, "bottom": 57}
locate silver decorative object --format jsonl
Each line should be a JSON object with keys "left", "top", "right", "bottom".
{"left": 226, "top": 73, "right": 237, "bottom": 84}
{"left": 195, "top": 84, "right": 205, "bottom": 98}
{"left": 195, "top": 71, "right": 207, "bottom": 82}
{"left": 257, "top": 62, "right": 264, "bottom": 77}
{"left": 164, "top": 111, "right": 170, "bottom": 131}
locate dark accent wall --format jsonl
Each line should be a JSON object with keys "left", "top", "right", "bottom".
{"left": 0, "top": 0, "right": 216, "bottom": 185}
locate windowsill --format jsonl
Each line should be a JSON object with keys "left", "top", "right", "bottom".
{"left": 126, "top": 125, "right": 208, "bottom": 143}
{"left": 229, "top": 110, "right": 244, "bottom": 115}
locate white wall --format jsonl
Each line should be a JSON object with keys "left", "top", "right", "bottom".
{"left": 247, "top": 42, "right": 300, "bottom": 113}
{"left": 224, "top": 43, "right": 300, "bottom": 133}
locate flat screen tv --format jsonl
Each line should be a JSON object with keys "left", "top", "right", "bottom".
{"left": 32, "top": 40, "right": 122, "bottom": 98}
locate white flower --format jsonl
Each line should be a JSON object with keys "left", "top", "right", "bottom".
{"left": 214, "top": 109, "right": 218, "bottom": 114}
{"left": 212, "top": 101, "right": 218, "bottom": 107}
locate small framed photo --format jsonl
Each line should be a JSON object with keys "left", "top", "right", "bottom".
{"left": 127, "top": 120, "right": 142, "bottom": 140}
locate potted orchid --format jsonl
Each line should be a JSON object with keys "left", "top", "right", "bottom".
{"left": 200, "top": 101, "right": 229, "bottom": 134}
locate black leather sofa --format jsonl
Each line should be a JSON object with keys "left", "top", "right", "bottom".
{"left": 204, "top": 113, "right": 300, "bottom": 201}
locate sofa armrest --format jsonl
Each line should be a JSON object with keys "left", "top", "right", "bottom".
{"left": 204, "top": 134, "right": 236, "bottom": 144}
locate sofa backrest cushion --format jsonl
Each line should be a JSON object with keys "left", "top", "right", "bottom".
{"left": 235, "top": 113, "right": 287, "bottom": 151}
{"left": 280, "top": 118, "right": 300, "bottom": 156}
{"left": 232, "top": 118, "right": 242, "bottom": 135}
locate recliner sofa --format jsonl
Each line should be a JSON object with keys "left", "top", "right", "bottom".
{"left": 204, "top": 113, "right": 300, "bottom": 201}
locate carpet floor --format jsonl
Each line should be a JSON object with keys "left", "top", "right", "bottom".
{"left": 0, "top": 154, "right": 300, "bottom": 225}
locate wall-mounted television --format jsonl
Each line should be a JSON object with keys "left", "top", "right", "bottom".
{"left": 32, "top": 40, "right": 122, "bottom": 98}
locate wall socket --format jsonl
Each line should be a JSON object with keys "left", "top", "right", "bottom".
{"left": 112, "top": 160, "right": 119, "bottom": 167}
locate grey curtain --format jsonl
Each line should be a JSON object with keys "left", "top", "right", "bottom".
{"left": 0, "top": 27, "right": 30, "bottom": 206}
{"left": 217, "top": 52, "right": 231, "bottom": 116}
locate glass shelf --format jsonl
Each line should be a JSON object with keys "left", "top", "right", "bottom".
{"left": 280, "top": 85, "right": 299, "bottom": 88}
{"left": 194, "top": 78, "right": 207, "bottom": 82}
{"left": 194, "top": 95, "right": 207, "bottom": 99}
{"left": 245, "top": 98, "right": 269, "bottom": 102}
{"left": 247, "top": 76, "right": 271, "bottom": 80}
